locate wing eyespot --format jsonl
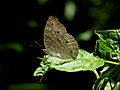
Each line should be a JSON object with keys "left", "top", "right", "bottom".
{"left": 70, "top": 50, "right": 73, "bottom": 53}
{"left": 66, "top": 40, "right": 68, "bottom": 43}
{"left": 57, "top": 30, "right": 60, "bottom": 34}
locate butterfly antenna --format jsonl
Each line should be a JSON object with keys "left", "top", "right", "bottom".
{"left": 30, "top": 41, "right": 43, "bottom": 49}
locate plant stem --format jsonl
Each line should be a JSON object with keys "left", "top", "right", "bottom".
{"left": 93, "top": 69, "right": 100, "bottom": 79}
{"left": 104, "top": 60, "right": 120, "bottom": 65}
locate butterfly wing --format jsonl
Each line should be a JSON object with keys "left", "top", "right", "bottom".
{"left": 43, "top": 16, "right": 79, "bottom": 59}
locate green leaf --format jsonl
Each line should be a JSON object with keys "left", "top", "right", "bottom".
{"left": 93, "top": 66, "right": 120, "bottom": 90}
{"left": 50, "top": 49, "right": 104, "bottom": 72}
{"left": 0, "top": 42, "right": 23, "bottom": 53}
{"left": 94, "top": 29, "right": 120, "bottom": 60}
{"left": 95, "top": 29, "right": 120, "bottom": 40}
{"left": 34, "top": 49, "right": 104, "bottom": 76}
{"left": 7, "top": 83, "right": 50, "bottom": 90}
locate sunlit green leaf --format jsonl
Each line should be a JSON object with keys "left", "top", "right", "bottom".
{"left": 34, "top": 49, "right": 104, "bottom": 76}
{"left": 50, "top": 49, "right": 104, "bottom": 72}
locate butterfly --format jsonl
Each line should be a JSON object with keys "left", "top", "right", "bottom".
{"left": 43, "top": 16, "right": 79, "bottom": 59}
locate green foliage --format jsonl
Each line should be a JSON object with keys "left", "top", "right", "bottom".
{"left": 88, "top": 0, "right": 117, "bottom": 28}
{"left": 0, "top": 43, "right": 23, "bottom": 53}
{"left": 94, "top": 29, "right": 120, "bottom": 60}
{"left": 64, "top": 1, "right": 77, "bottom": 21}
{"left": 93, "top": 29, "right": 120, "bottom": 90}
{"left": 34, "top": 29, "right": 120, "bottom": 90}
{"left": 34, "top": 49, "right": 104, "bottom": 76}
{"left": 27, "top": 21, "right": 39, "bottom": 28}
{"left": 76, "top": 30, "right": 93, "bottom": 41}
{"left": 7, "top": 83, "right": 50, "bottom": 90}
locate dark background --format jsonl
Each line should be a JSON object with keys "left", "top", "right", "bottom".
{"left": 0, "top": 0, "right": 120, "bottom": 90}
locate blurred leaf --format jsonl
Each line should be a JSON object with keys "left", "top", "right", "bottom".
{"left": 88, "top": 7, "right": 98, "bottom": 18}
{"left": 64, "top": 1, "right": 77, "bottom": 21}
{"left": 7, "top": 83, "right": 50, "bottom": 90}
{"left": 90, "top": 0, "right": 102, "bottom": 6}
{"left": 0, "top": 43, "right": 23, "bottom": 53}
{"left": 37, "top": 0, "right": 48, "bottom": 6}
{"left": 76, "top": 30, "right": 93, "bottom": 41}
{"left": 88, "top": 1, "right": 117, "bottom": 28}
{"left": 27, "top": 21, "right": 39, "bottom": 28}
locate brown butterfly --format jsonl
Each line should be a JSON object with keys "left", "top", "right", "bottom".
{"left": 43, "top": 16, "right": 79, "bottom": 59}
